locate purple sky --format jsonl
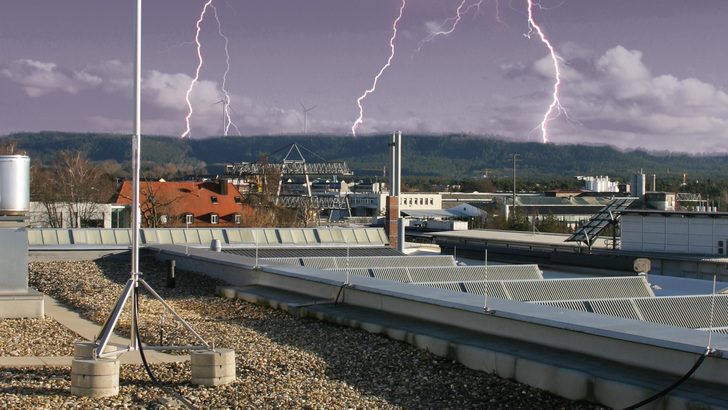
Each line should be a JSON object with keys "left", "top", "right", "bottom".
{"left": 1, "top": 0, "right": 727, "bottom": 153}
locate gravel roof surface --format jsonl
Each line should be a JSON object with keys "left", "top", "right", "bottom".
{"left": 0, "top": 257, "right": 608, "bottom": 409}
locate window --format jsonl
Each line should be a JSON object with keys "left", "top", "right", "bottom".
{"left": 234, "top": 196, "right": 242, "bottom": 204}
{"left": 234, "top": 214, "right": 242, "bottom": 225}
{"left": 185, "top": 214, "right": 194, "bottom": 225}
{"left": 211, "top": 213, "right": 219, "bottom": 225}
{"left": 211, "top": 196, "right": 218, "bottom": 204}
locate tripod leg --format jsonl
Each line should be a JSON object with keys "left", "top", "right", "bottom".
{"left": 96, "top": 279, "right": 135, "bottom": 358}
{"left": 138, "top": 278, "right": 211, "bottom": 349}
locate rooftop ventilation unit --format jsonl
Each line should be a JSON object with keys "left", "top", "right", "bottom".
{"left": 0, "top": 155, "right": 30, "bottom": 217}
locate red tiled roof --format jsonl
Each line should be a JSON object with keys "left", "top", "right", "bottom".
{"left": 116, "top": 181, "right": 248, "bottom": 226}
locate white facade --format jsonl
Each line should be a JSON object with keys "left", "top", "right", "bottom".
{"left": 346, "top": 192, "right": 443, "bottom": 218}
{"left": 348, "top": 193, "right": 387, "bottom": 216}
{"left": 400, "top": 193, "right": 442, "bottom": 211}
{"left": 621, "top": 211, "right": 728, "bottom": 255}
{"left": 29, "top": 201, "right": 128, "bottom": 229}
{"left": 581, "top": 176, "right": 620, "bottom": 193}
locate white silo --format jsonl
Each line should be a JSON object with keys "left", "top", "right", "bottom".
{"left": 631, "top": 173, "right": 646, "bottom": 198}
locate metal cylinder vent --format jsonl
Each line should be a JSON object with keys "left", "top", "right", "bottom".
{"left": 0, "top": 155, "right": 31, "bottom": 216}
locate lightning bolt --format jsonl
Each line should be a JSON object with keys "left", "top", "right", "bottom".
{"left": 351, "top": 0, "right": 406, "bottom": 137}
{"left": 526, "top": 0, "right": 563, "bottom": 144}
{"left": 181, "top": 0, "right": 213, "bottom": 138}
{"left": 211, "top": 4, "right": 240, "bottom": 136}
{"left": 416, "top": 0, "right": 483, "bottom": 52}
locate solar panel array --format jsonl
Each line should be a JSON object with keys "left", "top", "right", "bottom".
{"left": 419, "top": 277, "right": 653, "bottom": 302}
{"left": 261, "top": 255, "right": 457, "bottom": 270}
{"left": 253, "top": 249, "right": 725, "bottom": 332}
{"left": 291, "top": 263, "right": 544, "bottom": 284}
{"left": 410, "top": 265, "right": 543, "bottom": 282}
{"left": 566, "top": 197, "right": 638, "bottom": 245}
{"left": 535, "top": 294, "right": 728, "bottom": 330}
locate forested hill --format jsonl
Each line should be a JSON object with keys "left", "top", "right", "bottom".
{"left": 6, "top": 131, "right": 728, "bottom": 180}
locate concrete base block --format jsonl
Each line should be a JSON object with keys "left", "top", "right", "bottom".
{"left": 70, "top": 358, "right": 120, "bottom": 398}
{"left": 74, "top": 342, "right": 119, "bottom": 359}
{"left": 0, "top": 292, "right": 44, "bottom": 318}
{"left": 191, "top": 348, "right": 236, "bottom": 386}
{"left": 218, "top": 287, "right": 237, "bottom": 299}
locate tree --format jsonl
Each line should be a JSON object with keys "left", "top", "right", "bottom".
{"left": 139, "top": 179, "right": 182, "bottom": 228}
{"left": 241, "top": 155, "right": 303, "bottom": 228}
{"left": 508, "top": 209, "right": 532, "bottom": 232}
{"left": 536, "top": 211, "right": 570, "bottom": 234}
{"left": 33, "top": 151, "right": 116, "bottom": 228}
{"left": 0, "top": 138, "right": 22, "bottom": 155}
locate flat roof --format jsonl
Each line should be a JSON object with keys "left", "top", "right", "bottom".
{"left": 621, "top": 209, "right": 728, "bottom": 217}
{"left": 427, "top": 229, "right": 607, "bottom": 249}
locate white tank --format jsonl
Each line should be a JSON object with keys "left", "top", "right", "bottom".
{"left": 0, "top": 155, "right": 30, "bottom": 216}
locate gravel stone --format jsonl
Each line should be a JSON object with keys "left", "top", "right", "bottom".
{"left": 0, "top": 257, "right": 610, "bottom": 409}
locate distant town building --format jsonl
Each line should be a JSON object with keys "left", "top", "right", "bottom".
{"left": 114, "top": 180, "right": 248, "bottom": 227}
{"left": 631, "top": 173, "right": 647, "bottom": 199}
{"left": 579, "top": 176, "right": 620, "bottom": 193}
{"left": 499, "top": 195, "right": 615, "bottom": 229}
{"left": 644, "top": 192, "right": 677, "bottom": 211}
{"left": 29, "top": 202, "right": 128, "bottom": 229}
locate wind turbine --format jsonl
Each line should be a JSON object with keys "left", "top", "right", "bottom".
{"left": 299, "top": 99, "right": 317, "bottom": 134}
{"left": 214, "top": 97, "right": 230, "bottom": 136}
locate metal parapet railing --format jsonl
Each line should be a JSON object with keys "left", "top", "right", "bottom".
{"left": 27, "top": 227, "right": 389, "bottom": 248}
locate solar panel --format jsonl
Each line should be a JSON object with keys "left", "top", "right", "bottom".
{"left": 301, "top": 257, "right": 338, "bottom": 269}
{"left": 635, "top": 295, "right": 728, "bottom": 329}
{"left": 409, "top": 265, "right": 542, "bottom": 282}
{"left": 566, "top": 197, "right": 638, "bottom": 247}
{"left": 532, "top": 294, "right": 728, "bottom": 330}
{"left": 438, "top": 277, "right": 653, "bottom": 301}
{"left": 535, "top": 300, "right": 590, "bottom": 312}
{"left": 370, "top": 267, "right": 412, "bottom": 282}
{"left": 418, "top": 282, "right": 467, "bottom": 293}
{"left": 461, "top": 281, "right": 510, "bottom": 300}
{"left": 262, "top": 257, "right": 302, "bottom": 266}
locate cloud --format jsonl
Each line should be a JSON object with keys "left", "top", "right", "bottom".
{"left": 0, "top": 59, "right": 101, "bottom": 97}
{"left": 498, "top": 45, "right": 728, "bottom": 152}
{"left": 83, "top": 60, "right": 132, "bottom": 94}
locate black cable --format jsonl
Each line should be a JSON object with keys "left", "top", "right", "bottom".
{"left": 622, "top": 349, "right": 710, "bottom": 410}
{"left": 133, "top": 288, "right": 199, "bottom": 410}
{"left": 333, "top": 284, "right": 345, "bottom": 305}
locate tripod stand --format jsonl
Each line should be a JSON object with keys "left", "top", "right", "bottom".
{"left": 94, "top": 268, "right": 211, "bottom": 358}
{"left": 93, "top": 0, "right": 209, "bottom": 359}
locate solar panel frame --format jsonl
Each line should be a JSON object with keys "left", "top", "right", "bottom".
{"left": 566, "top": 197, "right": 638, "bottom": 244}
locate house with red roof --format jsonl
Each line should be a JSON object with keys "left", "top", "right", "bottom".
{"left": 114, "top": 180, "right": 250, "bottom": 227}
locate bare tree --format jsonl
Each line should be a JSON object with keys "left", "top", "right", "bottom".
{"left": 33, "top": 151, "right": 116, "bottom": 228}
{"left": 0, "top": 138, "right": 24, "bottom": 155}
{"left": 31, "top": 166, "right": 63, "bottom": 227}
{"left": 139, "top": 179, "right": 181, "bottom": 228}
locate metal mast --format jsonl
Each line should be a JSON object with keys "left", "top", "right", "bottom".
{"left": 94, "top": 0, "right": 210, "bottom": 358}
